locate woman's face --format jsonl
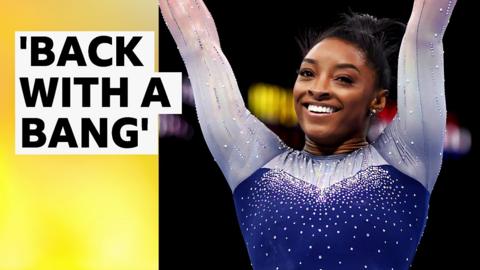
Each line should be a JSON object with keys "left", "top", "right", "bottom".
{"left": 293, "top": 37, "right": 382, "bottom": 147}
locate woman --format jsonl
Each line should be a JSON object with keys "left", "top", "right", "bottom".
{"left": 159, "top": 0, "right": 457, "bottom": 269}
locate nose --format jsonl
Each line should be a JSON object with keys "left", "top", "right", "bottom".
{"left": 307, "top": 81, "right": 332, "bottom": 99}
{"left": 307, "top": 75, "right": 332, "bottom": 99}
{"left": 307, "top": 88, "right": 332, "bottom": 99}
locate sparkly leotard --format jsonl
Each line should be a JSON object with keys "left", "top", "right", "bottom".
{"left": 159, "top": 0, "right": 457, "bottom": 269}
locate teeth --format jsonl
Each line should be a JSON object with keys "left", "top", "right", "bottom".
{"left": 308, "top": 104, "right": 336, "bottom": 114}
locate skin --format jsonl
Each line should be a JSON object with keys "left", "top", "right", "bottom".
{"left": 293, "top": 37, "right": 389, "bottom": 156}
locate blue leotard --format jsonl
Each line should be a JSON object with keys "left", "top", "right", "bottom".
{"left": 159, "top": 0, "right": 457, "bottom": 269}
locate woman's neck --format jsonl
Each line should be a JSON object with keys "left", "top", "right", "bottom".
{"left": 303, "top": 136, "right": 369, "bottom": 156}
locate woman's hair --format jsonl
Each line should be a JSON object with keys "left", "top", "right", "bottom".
{"left": 297, "top": 11, "right": 406, "bottom": 92}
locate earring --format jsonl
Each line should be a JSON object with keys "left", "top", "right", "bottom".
{"left": 369, "top": 109, "right": 377, "bottom": 117}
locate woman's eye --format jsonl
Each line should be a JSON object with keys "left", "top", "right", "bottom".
{"left": 297, "top": 69, "right": 314, "bottom": 77}
{"left": 336, "top": 76, "right": 353, "bottom": 84}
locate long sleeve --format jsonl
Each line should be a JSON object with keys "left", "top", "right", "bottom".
{"left": 159, "top": 0, "right": 287, "bottom": 191}
{"left": 372, "top": 0, "right": 457, "bottom": 192}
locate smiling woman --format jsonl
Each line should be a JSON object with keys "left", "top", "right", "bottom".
{"left": 159, "top": 0, "right": 457, "bottom": 269}
{"left": 295, "top": 37, "right": 389, "bottom": 154}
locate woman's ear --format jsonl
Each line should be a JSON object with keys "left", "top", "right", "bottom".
{"left": 370, "top": 89, "right": 389, "bottom": 112}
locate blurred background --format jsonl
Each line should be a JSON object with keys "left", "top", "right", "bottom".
{"left": 159, "top": 0, "right": 476, "bottom": 269}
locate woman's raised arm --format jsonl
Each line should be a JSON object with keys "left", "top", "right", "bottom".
{"left": 373, "top": 0, "right": 457, "bottom": 192}
{"left": 159, "top": 0, "right": 287, "bottom": 191}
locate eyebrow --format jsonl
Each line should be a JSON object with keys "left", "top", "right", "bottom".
{"left": 302, "top": 58, "right": 361, "bottom": 74}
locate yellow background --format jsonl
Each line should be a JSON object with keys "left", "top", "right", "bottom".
{"left": 0, "top": 1, "right": 159, "bottom": 269}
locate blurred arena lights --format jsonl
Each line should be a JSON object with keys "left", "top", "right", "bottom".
{"left": 159, "top": 78, "right": 195, "bottom": 139}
